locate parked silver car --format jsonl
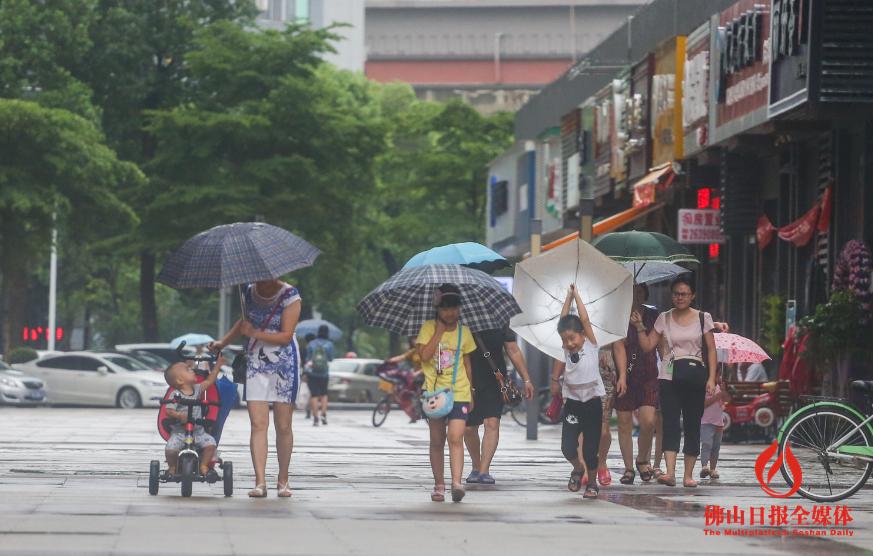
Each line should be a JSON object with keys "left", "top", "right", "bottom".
{"left": 327, "top": 358, "right": 384, "bottom": 403}
{"left": 14, "top": 352, "right": 167, "bottom": 408}
{"left": 0, "top": 360, "right": 47, "bottom": 406}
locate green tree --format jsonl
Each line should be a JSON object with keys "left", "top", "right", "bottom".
{"left": 0, "top": 100, "right": 143, "bottom": 352}
{"left": 78, "top": 0, "right": 257, "bottom": 340}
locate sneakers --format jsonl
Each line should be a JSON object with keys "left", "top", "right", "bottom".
{"left": 466, "top": 470, "right": 481, "bottom": 484}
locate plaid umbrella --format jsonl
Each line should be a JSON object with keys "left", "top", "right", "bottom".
{"left": 157, "top": 222, "right": 320, "bottom": 289}
{"left": 356, "top": 264, "right": 522, "bottom": 336}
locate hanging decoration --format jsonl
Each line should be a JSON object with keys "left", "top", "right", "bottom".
{"left": 757, "top": 185, "right": 833, "bottom": 249}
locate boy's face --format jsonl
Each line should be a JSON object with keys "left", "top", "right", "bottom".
{"left": 560, "top": 329, "right": 585, "bottom": 354}
{"left": 166, "top": 363, "right": 196, "bottom": 388}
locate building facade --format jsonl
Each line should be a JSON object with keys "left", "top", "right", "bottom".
{"left": 487, "top": 0, "right": 873, "bottom": 387}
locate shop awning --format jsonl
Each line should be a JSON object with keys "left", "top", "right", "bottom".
{"left": 632, "top": 163, "right": 675, "bottom": 208}
{"left": 541, "top": 202, "right": 665, "bottom": 252}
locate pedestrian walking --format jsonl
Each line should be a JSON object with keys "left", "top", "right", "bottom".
{"left": 552, "top": 285, "right": 605, "bottom": 500}
{"left": 631, "top": 276, "right": 717, "bottom": 488}
{"left": 301, "top": 333, "right": 315, "bottom": 419}
{"left": 612, "top": 284, "right": 663, "bottom": 484}
{"left": 700, "top": 379, "right": 726, "bottom": 480}
{"left": 210, "top": 279, "right": 302, "bottom": 498}
{"left": 593, "top": 347, "right": 616, "bottom": 486}
{"left": 307, "top": 325, "right": 334, "bottom": 426}
{"left": 464, "top": 328, "right": 534, "bottom": 486}
{"left": 416, "top": 284, "right": 477, "bottom": 502}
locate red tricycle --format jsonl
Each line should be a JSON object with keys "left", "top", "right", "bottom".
{"left": 723, "top": 380, "right": 794, "bottom": 441}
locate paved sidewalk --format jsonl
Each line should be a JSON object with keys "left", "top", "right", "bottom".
{"left": 0, "top": 407, "right": 870, "bottom": 555}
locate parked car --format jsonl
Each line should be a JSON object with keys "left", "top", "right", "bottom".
{"left": 13, "top": 352, "right": 168, "bottom": 408}
{"left": 327, "top": 358, "right": 384, "bottom": 403}
{"left": 115, "top": 343, "right": 190, "bottom": 363}
{"left": 113, "top": 349, "right": 170, "bottom": 371}
{"left": 0, "top": 360, "right": 47, "bottom": 406}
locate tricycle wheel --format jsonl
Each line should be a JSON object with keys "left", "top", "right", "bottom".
{"left": 223, "top": 461, "right": 233, "bottom": 497}
{"left": 180, "top": 456, "right": 195, "bottom": 497}
{"left": 148, "top": 460, "right": 160, "bottom": 495}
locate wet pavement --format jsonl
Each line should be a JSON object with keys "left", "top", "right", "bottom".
{"left": 0, "top": 406, "right": 870, "bottom": 555}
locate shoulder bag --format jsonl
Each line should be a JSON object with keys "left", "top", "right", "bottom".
{"left": 473, "top": 333, "right": 523, "bottom": 407}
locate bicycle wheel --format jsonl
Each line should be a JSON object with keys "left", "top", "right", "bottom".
{"left": 510, "top": 396, "right": 527, "bottom": 427}
{"left": 779, "top": 406, "right": 873, "bottom": 502}
{"left": 372, "top": 397, "right": 391, "bottom": 427}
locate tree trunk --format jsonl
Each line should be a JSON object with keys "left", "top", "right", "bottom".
{"left": 0, "top": 216, "right": 29, "bottom": 354}
{"left": 140, "top": 250, "right": 159, "bottom": 341}
{"left": 381, "top": 248, "right": 402, "bottom": 356}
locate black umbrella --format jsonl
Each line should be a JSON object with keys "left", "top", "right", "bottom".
{"left": 356, "top": 264, "right": 521, "bottom": 336}
{"left": 157, "top": 222, "right": 320, "bottom": 289}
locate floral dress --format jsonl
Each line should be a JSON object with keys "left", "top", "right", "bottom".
{"left": 243, "top": 283, "right": 301, "bottom": 404}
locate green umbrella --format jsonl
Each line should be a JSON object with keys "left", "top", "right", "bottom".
{"left": 592, "top": 231, "right": 699, "bottom": 283}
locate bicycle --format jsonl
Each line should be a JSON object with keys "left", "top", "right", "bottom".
{"left": 503, "top": 370, "right": 560, "bottom": 427}
{"left": 372, "top": 364, "right": 424, "bottom": 427}
{"left": 777, "top": 380, "right": 873, "bottom": 501}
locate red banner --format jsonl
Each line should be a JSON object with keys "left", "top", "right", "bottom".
{"left": 817, "top": 185, "right": 832, "bottom": 233}
{"left": 778, "top": 203, "right": 820, "bottom": 247}
{"left": 756, "top": 215, "right": 777, "bottom": 250}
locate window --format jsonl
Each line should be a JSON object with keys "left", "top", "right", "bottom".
{"left": 294, "top": 0, "right": 309, "bottom": 22}
{"left": 37, "top": 356, "right": 81, "bottom": 370}
{"left": 491, "top": 180, "right": 509, "bottom": 218}
{"left": 105, "top": 356, "right": 151, "bottom": 372}
{"left": 363, "top": 364, "right": 378, "bottom": 376}
{"left": 330, "top": 360, "right": 358, "bottom": 374}
{"left": 77, "top": 357, "right": 103, "bottom": 372}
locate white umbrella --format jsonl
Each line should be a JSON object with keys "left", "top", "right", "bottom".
{"left": 511, "top": 239, "right": 634, "bottom": 361}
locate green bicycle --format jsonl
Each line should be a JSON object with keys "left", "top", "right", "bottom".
{"left": 777, "top": 380, "right": 873, "bottom": 502}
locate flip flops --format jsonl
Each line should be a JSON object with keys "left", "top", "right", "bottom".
{"left": 451, "top": 484, "right": 466, "bottom": 502}
{"left": 431, "top": 484, "right": 446, "bottom": 502}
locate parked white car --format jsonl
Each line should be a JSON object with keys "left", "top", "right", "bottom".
{"left": 13, "top": 352, "right": 168, "bottom": 408}
{"left": 0, "top": 360, "right": 47, "bottom": 406}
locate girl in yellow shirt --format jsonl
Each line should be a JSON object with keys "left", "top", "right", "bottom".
{"left": 416, "top": 283, "right": 476, "bottom": 502}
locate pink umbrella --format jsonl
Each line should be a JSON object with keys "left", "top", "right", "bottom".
{"left": 713, "top": 333, "right": 770, "bottom": 364}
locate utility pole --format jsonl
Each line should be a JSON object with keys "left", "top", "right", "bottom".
{"left": 47, "top": 215, "right": 58, "bottom": 351}
{"left": 526, "top": 219, "right": 542, "bottom": 440}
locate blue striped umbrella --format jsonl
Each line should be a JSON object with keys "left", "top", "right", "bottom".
{"left": 157, "top": 222, "right": 320, "bottom": 289}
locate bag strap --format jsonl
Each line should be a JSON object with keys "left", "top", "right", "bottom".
{"left": 699, "top": 310, "right": 708, "bottom": 364}
{"left": 450, "top": 325, "right": 462, "bottom": 386}
{"left": 473, "top": 333, "right": 503, "bottom": 375}
{"left": 246, "top": 286, "right": 293, "bottom": 354}
{"left": 663, "top": 310, "right": 675, "bottom": 356}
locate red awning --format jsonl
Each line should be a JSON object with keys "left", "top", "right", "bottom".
{"left": 632, "top": 163, "right": 675, "bottom": 208}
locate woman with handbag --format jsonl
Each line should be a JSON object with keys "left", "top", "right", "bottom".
{"left": 209, "top": 278, "right": 302, "bottom": 498}
{"left": 631, "top": 276, "right": 717, "bottom": 488}
{"left": 415, "top": 284, "right": 477, "bottom": 503}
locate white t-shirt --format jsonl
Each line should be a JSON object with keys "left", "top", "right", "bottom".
{"left": 741, "top": 363, "right": 768, "bottom": 382}
{"left": 562, "top": 339, "right": 606, "bottom": 403}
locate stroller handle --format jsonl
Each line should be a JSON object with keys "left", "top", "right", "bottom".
{"left": 161, "top": 395, "right": 222, "bottom": 407}
{"left": 175, "top": 341, "right": 218, "bottom": 364}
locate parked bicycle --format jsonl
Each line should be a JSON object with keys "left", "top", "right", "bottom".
{"left": 372, "top": 362, "right": 424, "bottom": 427}
{"left": 777, "top": 380, "right": 873, "bottom": 501}
{"left": 502, "top": 370, "right": 560, "bottom": 427}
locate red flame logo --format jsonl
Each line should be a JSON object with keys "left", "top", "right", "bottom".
{"left": 755, "top": 440, "right": 802, "bottom": 498}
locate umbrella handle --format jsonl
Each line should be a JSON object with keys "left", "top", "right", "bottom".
{"left": 237, "top": 284, "right": 247, "bottom": 325}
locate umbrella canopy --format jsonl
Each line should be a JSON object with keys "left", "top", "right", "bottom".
{"left": 511, "top": 239, "right": 634, "bottom": 361}
{"left": 402, "top": 242, "right": 510, "bottom": 274}
{"left": 714, "top": 333, "right": 770, "bottom": 364}
{"left": 157, "top": 222, "right": 321, "bottom": 289}
{"left": 170, "top": 333, "right": 214, "bottom": 348}
{"left": 624, "top": 261, "right": 691, "bottom": 285}
{"left": 356, "top": 264, "right": 521, "bottom": 336}
{"left": 296, "top": 319, "right": 343, "bottom": 341}
{"left": 593, "top": 231, "right": 699, "bottom": 265}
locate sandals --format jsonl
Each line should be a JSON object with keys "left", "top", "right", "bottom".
{"left": 636, "top": 460, "right": 654, "bottom": 482}
{"left": 451, "top": 484, "right": 466, "bottom": 503}
{"left": 478, "top": 473, "right": 496, "bottom": 485}
{"left": 277, "top": 482, "right": 292, "bottom": 498}
{"left": 248, "top": 484, "right": 268, "bottom": 498}
{"left": 597, "top": 468, "right": 612, "bottom": 486}
{"left": 582, "top": 484, "right": 600, "bottom": 499}
{"left": 431, "top": 484, "right": 446, "bottom": 502}
{"left": 568, "top": 470, "right": 585, "bottom": 492}
{"left": 683, "top": 478, "right": 698, "bottom": 488}
{"left": 657, "top": 474, "right": 677, "bottom": 487}
{"left": 700, "top": 466, "right": 711, "bottom": 479}
{"left": 652, "top": 468, "right": 666, "bottom": 481}
{"left": 619, "top": 469, "right": 635, "bottom": 485}
{"left": 710, "top": 470, "right": 720, "bottom": 480}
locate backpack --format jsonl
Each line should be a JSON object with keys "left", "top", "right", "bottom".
{"left": 310, "top": 342, "right": 330, "bottom": 376}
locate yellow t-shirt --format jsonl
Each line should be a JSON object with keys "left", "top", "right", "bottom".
{"left": 415, "top": 320, "right": 477, "bottom": 402}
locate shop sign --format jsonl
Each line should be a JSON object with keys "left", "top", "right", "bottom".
{"left": 768, "top": 0, "right": 811, "bottom": 117}
{"left": 678, "top": 209, "right": 726, "bottom": 244}
{"left": 771, "top": 0, "right": 805, "bottom": 62}
{"left": 611, "top": 78, "right": 628, "bottom": 183}
{"left": 626, "top": 56, "right": 652, "bottom": 181}
{"left": 712, "top": 0, "right": 771, "bottom": 144}
{"left": 683, "top": 21, "right": 711, "bottom": 155}
{"left": 651, "top": 37, "right": 686, "bottom": 167}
